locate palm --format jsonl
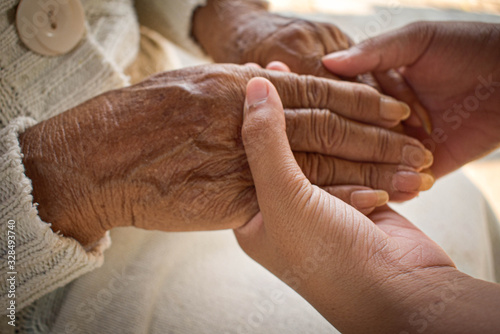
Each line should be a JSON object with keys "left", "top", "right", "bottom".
{"left": 368, "top": 207, "right": 454, "bottom": 269}
{"left": 398, "top": 24, "right": 500, "bottom": 177}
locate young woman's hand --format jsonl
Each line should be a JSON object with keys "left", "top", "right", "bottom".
{"left": 323, "top": 21, "right": 500, "bottom": 178}
{"left": 234, "top": 77, "right": 500, "bottom": 333}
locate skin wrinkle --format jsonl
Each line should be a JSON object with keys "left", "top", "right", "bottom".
{"left": 334, "top": 115, "right": 349, "bottom": 155}
{"left": 20, "top": 64, "right": 427, "bottom": 245}
{"left": 243, "top": 18, "right": 307, "bottom": 65}
{"left": 230, "top": 21, "right": 500, "bottom": 333}
{"left": 366, "top": 163, "right": 380, "bottom": 191}
{"left": 375, "top": 129, "right": 391, "bottom": 162}
{"left": 315, "top": 109, "right": 328, "bottom": 153}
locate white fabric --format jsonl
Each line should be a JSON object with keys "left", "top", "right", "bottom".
{"left": 0, "top": 0, "right": 206, "bottom": 317}
{"left": 0, "top": 0, "right": 498, "bottom": 333}
{"left": 0, "top": 117, "right": 111, "bottom": 312}
{"left": 134, "top": 0, "right": 208, "bottom": 57}
{"left": 3, "top": 170, "right": 495, "bottom": 334}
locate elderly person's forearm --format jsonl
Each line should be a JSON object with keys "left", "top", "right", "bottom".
{"left": 19, "top": 64, "right": 432, "bottom": 246}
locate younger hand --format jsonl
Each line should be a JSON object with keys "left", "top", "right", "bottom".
{"left": 323, "top": 21, "right": 500, "bottom": 177}
{"left": 234, "top": 77, "right": 500, "bottom": 333}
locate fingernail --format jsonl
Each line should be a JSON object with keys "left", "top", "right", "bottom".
{"left": 380, "top": 97, "right": 411, "bottom": 121}
{"left": 322, "top": 50, "right": 351, "bottom": 62}
{"left": 351, "top": 190, "right": 389, "bottom": 210}
{"left": 246, "top": 78, "right": 270, "bottom": 109}
{"left": 402, "top": 145, "right": 434, "bottom": 169}
{"left": 412, "top": 102, "right": 433, "bottom": 135}
{"left": 392, "top": 171, "right": 435, "bottom": 192}
{"left": 419, "top": 173, "right": 435, "bottom": 191}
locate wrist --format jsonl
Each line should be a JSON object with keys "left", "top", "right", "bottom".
{"left": 19, "top": 119, "right": 109, "bottom": 247}
{"left": 319, "top": 266, "right": 467, "bottom": 333}
{"left": 393, "top": 268, "right": 500, "bottom": 334}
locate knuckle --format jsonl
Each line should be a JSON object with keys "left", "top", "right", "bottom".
{"left": 329, "top": 113, "right": 347, "bottom": 152}
{"left": 351, "top": 84, "right": 378, "bottom": 117}
{"left": 284, "top": 109, "right": 299, "bottom": 143}
{"left": 310, "top": 108, "right": 326, "bottom": 149}
{"left": 363, "top": 163, "right": 381, "bottom": 189}
{"left": 373, "top": 128, "right": 391, "bottom": 160}
{"left": 304, "top": 76, "right": 329, "bottom": 106}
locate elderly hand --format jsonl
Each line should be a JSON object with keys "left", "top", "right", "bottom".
{"left": 20, "top": 64, "right": 431, "bottom": 246}
{"left": 192, "top": 0, "right": 358, "bottom": 81}
{"left": 235, "top": 77, "right": 500, "bottom": 333}
{"left": 323, "top": 21, "right": 500, "bottom": 178}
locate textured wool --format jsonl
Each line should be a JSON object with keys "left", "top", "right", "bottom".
{"left": 0, "top": 0, "right": 205, "bottom": 325}
{"left": 1, "top": 1, "right": 499, "bottom": 333}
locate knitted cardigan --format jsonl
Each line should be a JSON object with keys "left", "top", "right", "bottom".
{"left": 0, "top": 0, "right": 206, "bottom": 319}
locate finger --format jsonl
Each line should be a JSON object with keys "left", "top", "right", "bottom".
{"left": 373, "top": 70, "right": 433, "bottom": 135}
{"left": 266, "top": 61, "right": 291, "bottom": 72}
{"left": 288, "top": 23, "right": 351, "bottom": 80}
{"left": 320, "top": 185, "right": 388, "bottom": 215}
{"left": 241, "top": 77, "right": 310, "bottom": 215}
{"left": 294, "top": 153, "right": 435, "bottom": 201}
{"left": 264, "top": 71, "right": 411, "bottom": 128}
{"left": 285, "top": 108, "right": 433, "bottom": 169}
{"left": 322, "top": 22, "right": 436, "bottom": 77}
{"left": 244, "top": 62, "right": 263, "bottom": 69}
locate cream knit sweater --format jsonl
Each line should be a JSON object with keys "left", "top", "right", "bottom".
{"left": 0, "top": 0, "right": 205, "bottom": 319}
{"left": 2, "top": 2, "right": 499, "bottom": 333}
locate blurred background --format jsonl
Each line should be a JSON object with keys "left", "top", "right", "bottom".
{"left": 268, "top": 0, "right": 500, "bottom": 42}
{"left": 269, "top": 0, "right": 500, "bottom": 16}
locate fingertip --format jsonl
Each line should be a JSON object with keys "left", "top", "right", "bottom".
{"left": 322, "top": 50, "right": 350, "bottom": 74}
{"left": 392, "top": 171, "right": 435, "bottom": 193}
{"left": 412, "top": 102, "right": 433, "bottom": 135}
{"left": 351, "top": 190, "right": 389, "bottom": 211}
{"left": 235, "top": 212, "right": 264, "bottom": 237}
{"left": 266, "top": 61, "right": 291, "bottom": 73}
{"left": 322, "top": 47, "right": 372, "bottom": 76}
{"left": 244, "top": 62, "right": 263, "bottom": 69}
{"left": 380, "top": 96, "right": 411, "bottom": 123}
{"left": 322, "top": 50, "right": 351, "bottom": 65}
{"left": 246, "top": 77, "right": 271, "bottom": 110}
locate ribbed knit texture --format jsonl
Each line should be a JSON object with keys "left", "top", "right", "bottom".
{"left": 0, "top": 0, "right": 206, "bottom": 323}
{"left": 0, "top": 117, "right": 112, "bottom": 313}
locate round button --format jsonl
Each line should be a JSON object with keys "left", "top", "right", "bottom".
{"left": 16, "top": 0, "right": 86, "bottom": 56}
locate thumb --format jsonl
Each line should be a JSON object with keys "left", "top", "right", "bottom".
{"left": 322, "top": 22, "right": 435, "bottom": 76}
{"left": 241, "top": 77, "right": 310, "bottom": 221}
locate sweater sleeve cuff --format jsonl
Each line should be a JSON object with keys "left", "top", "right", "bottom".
{"left": 135, "top": 0, "right": 208, "bottom": 57}
{"left": 0, "top": 117, "right": 111, "bottom": 314}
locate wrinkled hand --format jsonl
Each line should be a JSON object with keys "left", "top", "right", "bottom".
{"left": 20, "top": 64, "right": 431, "bottom": 246}
{"left": 237, "top": 13, "right": 353, "bottom": 80}
{"left": 323, "top": 21, "right": 500, "bottom": 177}
{"left": 193, "top": 1, "right": 358, "bottom": 81}
{"left": 235, "top": 77, "right": 500, "bottom": 333}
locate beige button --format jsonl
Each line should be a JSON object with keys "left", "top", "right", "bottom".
{"left": 16, "top": 0, "right": 86, "bottom": 56}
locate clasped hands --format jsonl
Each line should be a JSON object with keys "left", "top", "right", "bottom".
{"left": 19, "top": 0, "right": 436, "bottom": 245}
{"left": 18, "top": 1, "right": 500, "bottom": 331}
{"left": 235, "top": 20, "right": 500, "bottom": 334}
{"left": 19, "top": 64, "right": 431, "bottom": 245}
